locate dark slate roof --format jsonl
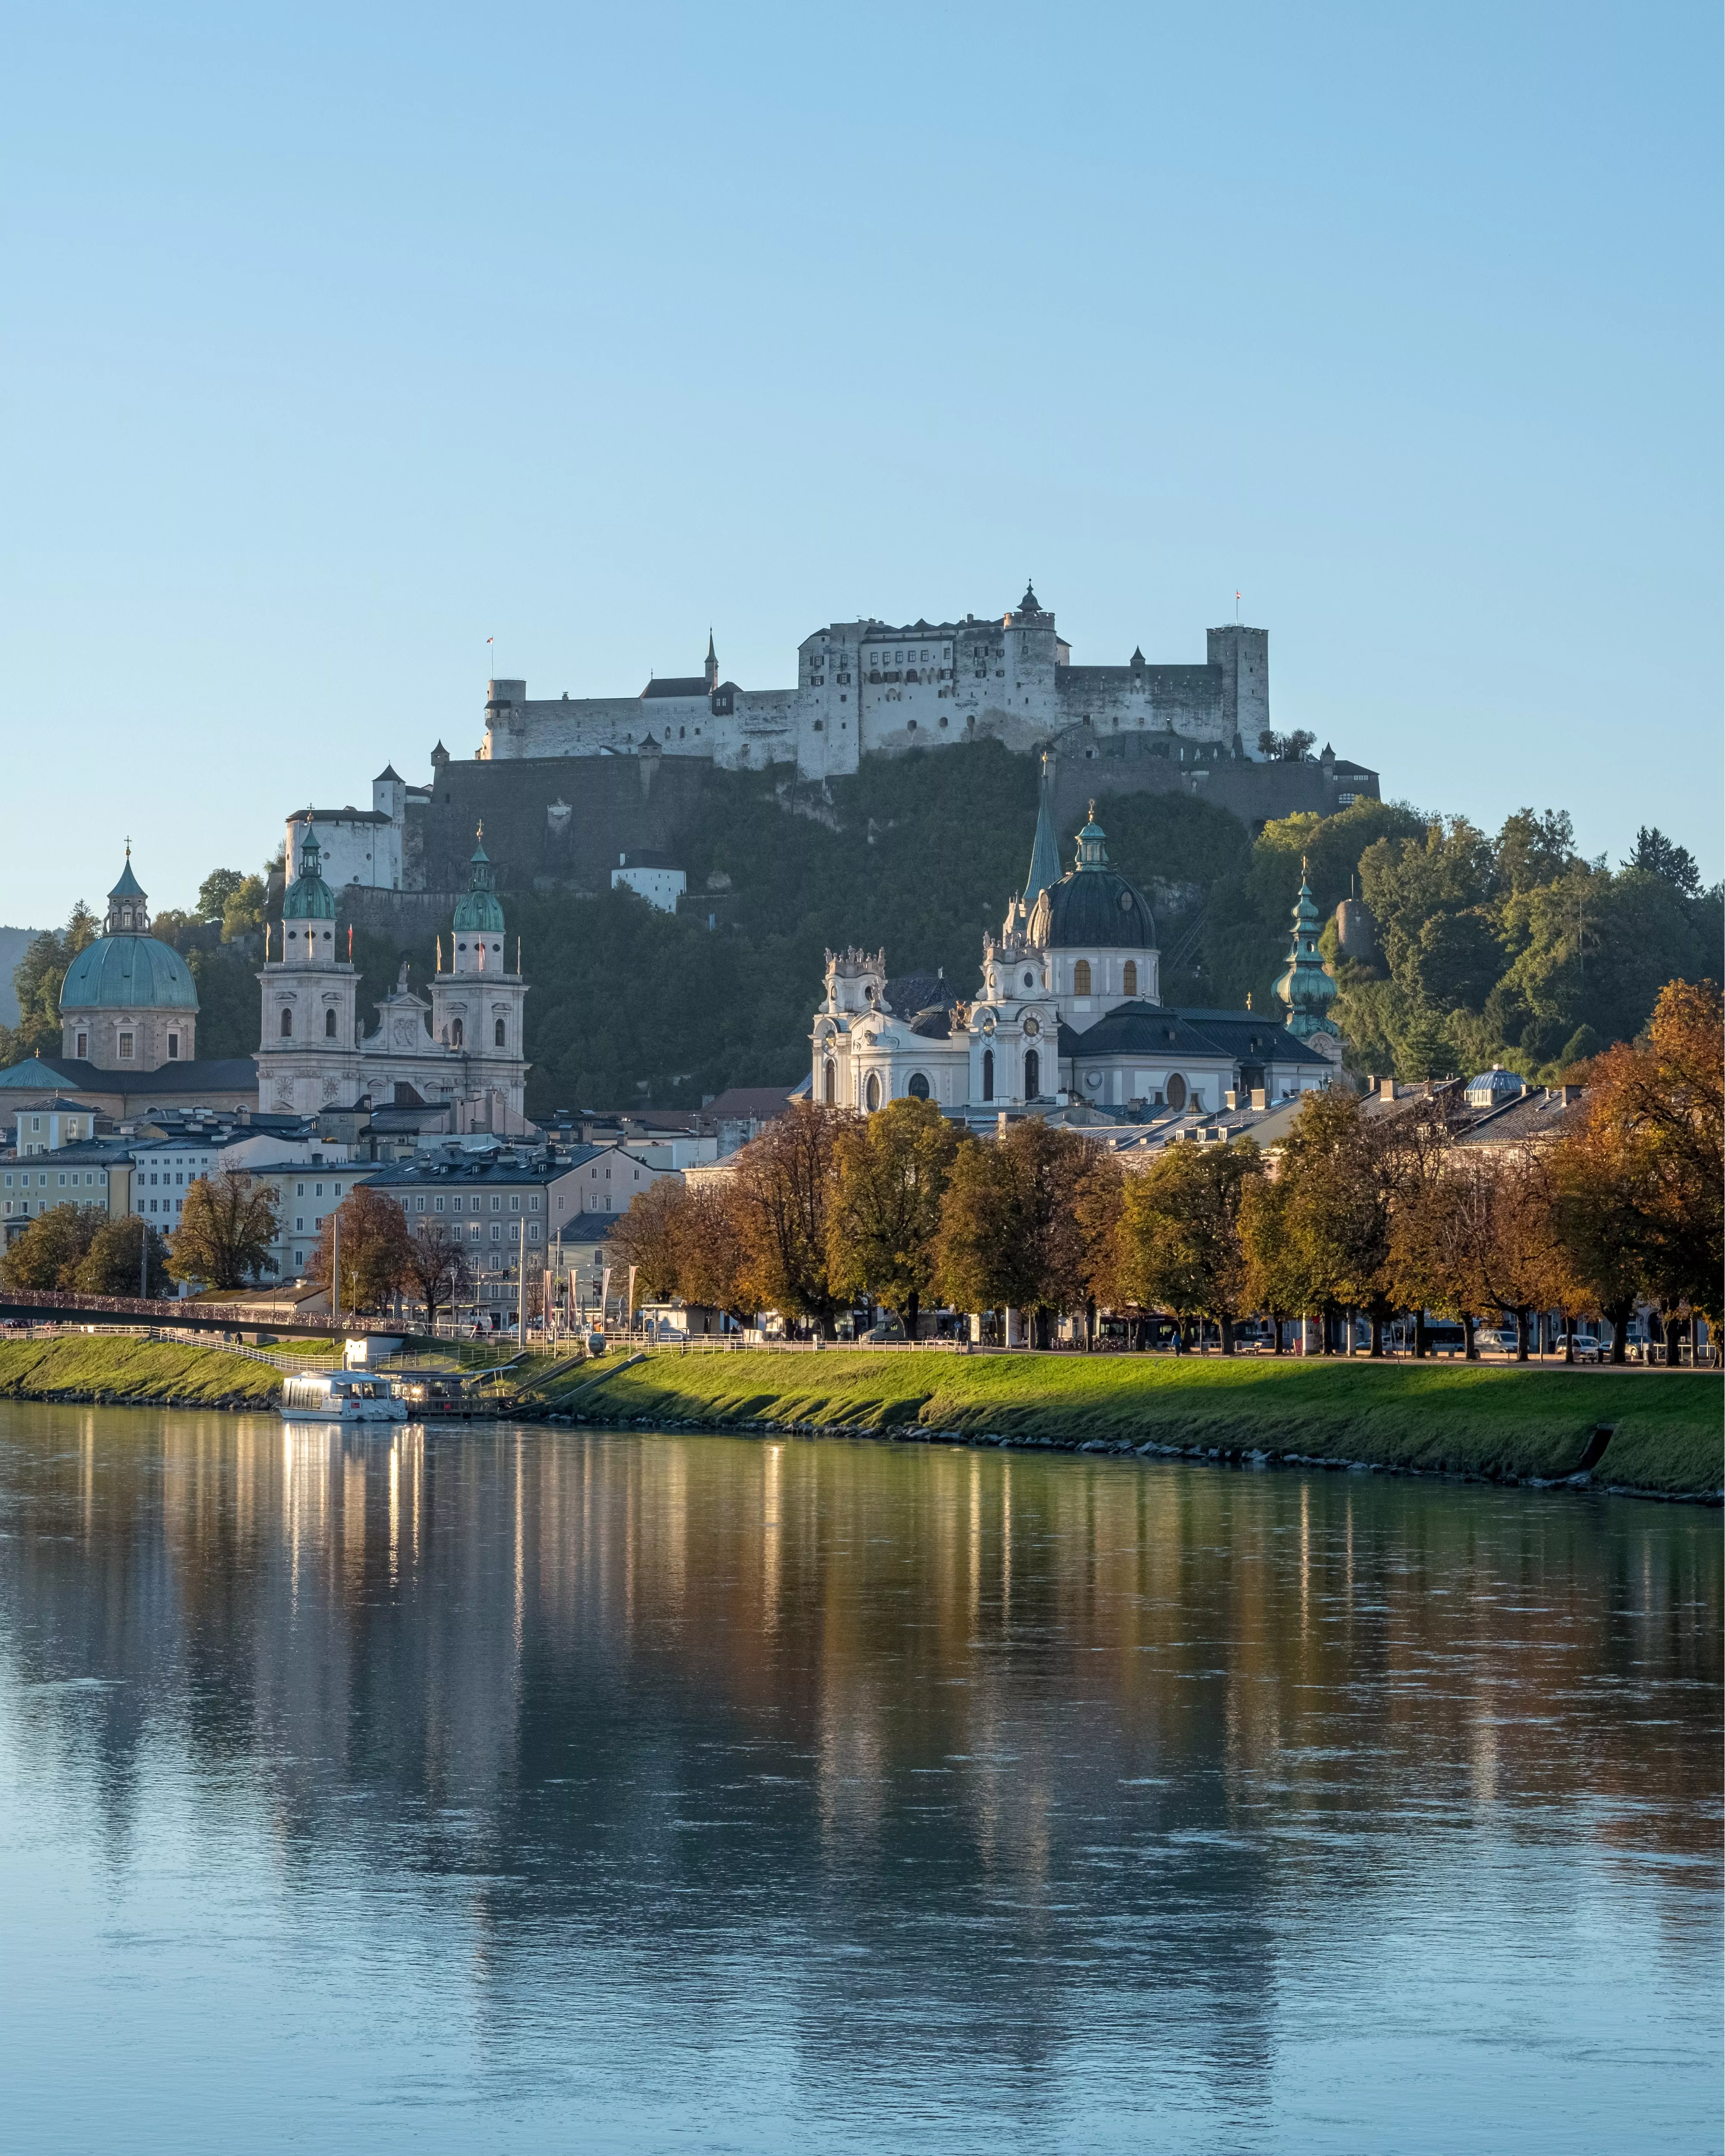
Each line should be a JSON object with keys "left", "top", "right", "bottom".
{"left": 885, "top": 971, "right": 944, "bottom": 1015}
{"left": 703, "top": 1086, "right": 799, "bottom": 1122}
{"left": 1064, "top": 1003, "right": 1234, "bottom": 1059}
{"left": 375, "top": 764, "right": 403, "bottom": 782}
{"left": 1454, "top": 1090, "right": 1586, "bottom": 1147}
{"left": 286, "top": 805, "right": 391, "bottom": 824}
{"left": 1029, "top": 868, "right": 1157, "bottom": 951}
{"left": 909, "top": 1008, "right": 952, "bottom": 1039}
{"left": 640, "top": 677, "right": 709, "bottom": 700}
{"left": 1173, "top": 1011, "right": 1321, "bottom": 1063}
{"left": 9, "top": 1056, "right": 260, "bottom": 1095}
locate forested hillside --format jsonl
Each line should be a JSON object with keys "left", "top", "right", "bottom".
{"left": 4, "top": 742, "right": 1717, "bottom": 1115}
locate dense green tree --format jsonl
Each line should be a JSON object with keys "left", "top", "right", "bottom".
{"left": 826, "top": 1097, "right": 967, "bottom": 1338}
{"left": 74, "top": 1217, "right": 173, "bottom": 1297}
{"left": 0, "top": 1202, "right": 108, "bottom": 1290}
{"left": 167, "top": 1171, "right": 279, "bottom": 1288}
{"left": 1117, "top": 1139, "right": 1262, "bottom": 1351}
{"left": 0, "top": 906, "right": 99, "bottom": 1062}
{"left": 1628, "top": 827, "right": 1702, "bottom": 898}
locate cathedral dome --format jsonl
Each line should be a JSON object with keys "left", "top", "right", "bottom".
{"left": 61, "top": 935, "right": 197, "bottom": 1012}
{"left": 60, "top": 856, "right": 198, "bottom": 1013}
{"left": 1027, "top": 807, "right": 1157, "bottom": 951}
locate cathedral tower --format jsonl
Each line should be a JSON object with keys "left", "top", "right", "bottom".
{"left": 431, "top": 834, "right": 529, "bottom": 1128}
{"left": 255, "top": 821, "right": 361, "bottom": 1112}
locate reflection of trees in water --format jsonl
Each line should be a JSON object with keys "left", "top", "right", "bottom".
{"left": 1, "top": 1404, "right": 1719, "bottom": 2091}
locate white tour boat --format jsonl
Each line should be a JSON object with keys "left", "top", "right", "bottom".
{"left": 280, "top": 1371, "right": 410, "bottom": 1423}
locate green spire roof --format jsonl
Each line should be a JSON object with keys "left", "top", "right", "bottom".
{"left": 453, "top": 831, "right": 505, "bottom": 934}
{"left": 108, "top": 857, "right": 146, "bottom": 903}
{"left": 1021, "top": 766, "right": 1063, "bottom": 911}
{"left": 1272, "top": 861, "right": 1339, "bottom": 1040}
{"left": 283, "top": 820, "right": 337, "bottom": 921}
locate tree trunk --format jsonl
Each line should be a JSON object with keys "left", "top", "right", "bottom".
{"left": 1414, "top": 1310, "right": 1430, "bottom": 1358}
{"left": 1606, "top": 1304, "right": 1630, "bottom": 1363}
{"left": 1369, "top": 1307, "right": 1386, "bottom": 1358}
{"left": 903, "top": 1289, "right": 920, "bottom": 1341}
{"left": 1271, "top": 1314, "right": 1285, "bottom": 1357}
{"left": 1219, "top": 1312, "right": 1235, "bottom": 1355}
{"left": 1514, "top": 1308, "right": 1531, "bottom": 1361}
{"left": 1462, "top": 1313, "right": 1477, "bottom": 1360}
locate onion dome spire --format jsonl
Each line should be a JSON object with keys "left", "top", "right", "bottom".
{"left": 1273, "top": 857, "right": 1339, "bottom": 1039}
{"left": 283, "top": 818, "right": 336, "bottom": 921}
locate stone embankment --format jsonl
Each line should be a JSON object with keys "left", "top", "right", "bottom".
{"left": 545, "top": 1348, "right": 1722, "bottom": 1503}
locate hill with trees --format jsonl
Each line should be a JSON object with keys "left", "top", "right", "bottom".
{"left": 3, "top": 743, "right": 1716, "bottom": 1113}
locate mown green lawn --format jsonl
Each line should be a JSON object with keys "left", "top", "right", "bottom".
{"left": 0, "top": 1335, "right": 281, "bottom": 1407}
{"left": 570, "top": 1348, "right": 1723, "bottom": 1498}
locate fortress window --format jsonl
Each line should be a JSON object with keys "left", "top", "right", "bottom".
{"left": 812, "top": 720, "right": 823, "bottom": 732}
{"left": 494, "top": 1018, "right": 507, "bottom": 1047}
{"left": 939, "top": 714, "right": 948, "bottom": 727}
{"left": 1073, "top": 960, "right": 1092, "bottom": 996}
{"left": 1123, "top": 961, "right": 1138, "bottom": 997}
{"left": 907, "top": 719, "right": 917, "bottom": 732}
{"left": 324, "top": 1009, "right": 337, "bottom": 1037}
{"left": 280, "top": 1009, "right": 293, "bottom": 1037}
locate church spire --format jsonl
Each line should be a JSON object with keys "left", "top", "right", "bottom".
{"left": 1021, "top": 752, "right": 1062, "bottom": 911}
{"left": 1273, "top": 858, "right": 1339, "bottom": 1040}
{"left": 704, "top": 628, "right": 718, "bottom": 693}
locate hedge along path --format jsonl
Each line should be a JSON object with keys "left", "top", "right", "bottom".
{"left": 0, "top": 1336, "right": 282, "bottom": 1409}
{"left": 563, "top": 1349, "right": 1724, "bottom": 1501}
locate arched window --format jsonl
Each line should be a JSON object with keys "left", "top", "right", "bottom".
{"left": 450, "top": 1018, "right": 463, "bottom": 1047}
{"left": 1024, "top": 1049, "right": 1041, "bottom": 1098}
{"left": 982, "top": 1049, "right": 994, "bottom": 1101}
{"left": 1166, "top": 1072, "right": 1187, "bottom": 1110}
{"left": 823, "top": 1058, "right": 836, "bottom": 1104}
{"left": 279, "top": 1008, "right": 293, "bottom": 1037}
{"left": 907, "top": 1072, "right": 930, "bottom": 1100}
{"left": 864, "top": 1071, "right": 881, "bottom": 1112}
{"left": 324, "top": 1009, "right": 338, "bottom": 1038}
{"left": 1073, "top": 959, "right": 1092, "bottom": 996}
{"left": 1123, "top": 960, "right": 1137, "bottom": 997}
{"left": 494, "top": 1018, "right": 507, "bottom": 1047}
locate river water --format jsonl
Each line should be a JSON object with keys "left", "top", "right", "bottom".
{"left": 0, "top": 1407, "right": 1717, "bottom": 2154}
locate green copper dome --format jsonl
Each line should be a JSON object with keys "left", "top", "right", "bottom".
{"left": 453, "top": 837, "right": 505, "bottom": 934}
{"left": 1273, "top": 863, "right": 1339, "bottom": 1040}
{"left": 283, "top": 822, "right": 337, "bottom": 921}
{"left": 60, "top": 855, "right": 198, "bottom": 1012}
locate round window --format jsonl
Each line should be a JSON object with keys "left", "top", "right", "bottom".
{"left": 1119, "top": 890, "right": 1133, "bottom": 912}
{"left": 1166, "top": 1073, "right": 1188, "bottom": 1111}
{"left": 1085, "top": 1071, "right": 1101, "bottom": 1089}
{"left": 1023, "top": 971, "right": 1034, "bottom": 987}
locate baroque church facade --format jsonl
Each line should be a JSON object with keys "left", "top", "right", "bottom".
{"left": 255, "top": 822, "right": 530, "bottom": 1126}
{"left": 812, "top": 793, "right": 1339, "bottom": 1124}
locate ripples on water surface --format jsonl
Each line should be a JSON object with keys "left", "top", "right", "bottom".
{"left": 0, "top": 1406, "right": 1718, "bottom": 2153}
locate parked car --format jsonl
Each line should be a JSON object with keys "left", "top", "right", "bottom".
{"left": 1474, "top": 1326, "right": 1519, "bottom": 1354}
{"left": 1553, "top": 1333, "right": 1605, "bottom": 1363}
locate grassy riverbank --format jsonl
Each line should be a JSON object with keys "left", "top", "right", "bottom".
{"left": 557, "top": 1348, "right": 1723, "bottom": 1500}
{"left": 0, "top": 1335, "right": 282, "bottom": 1409}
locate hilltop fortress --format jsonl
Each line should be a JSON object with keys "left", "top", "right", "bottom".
{"left": 286, "top": 587, "right": 1378, "bottom": 918}
{"left": 480, "top": 583, "right": 1270, "bottom": 780}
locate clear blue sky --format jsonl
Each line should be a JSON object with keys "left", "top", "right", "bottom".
{"left": 4, "top": 1, "right": 1719, "bottom": 927}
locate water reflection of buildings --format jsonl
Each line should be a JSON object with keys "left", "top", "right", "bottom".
{"left": 1, "top": 1404, "right": 1719, "bottom": 2102}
